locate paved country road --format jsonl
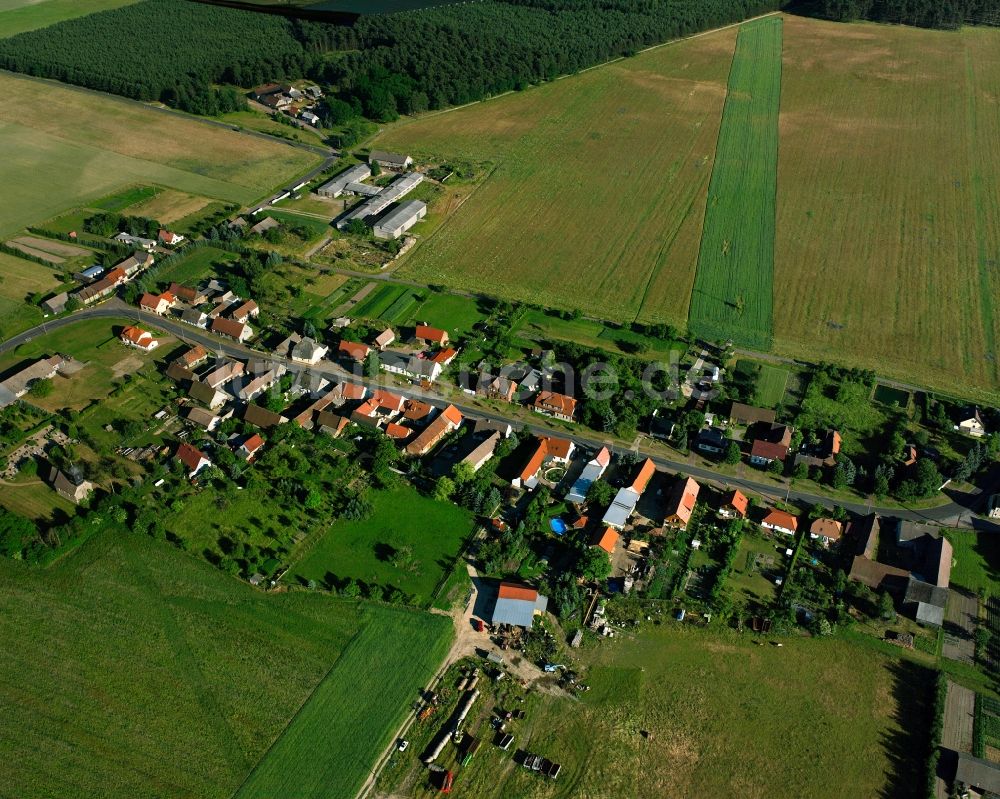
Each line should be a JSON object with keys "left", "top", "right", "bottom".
{"left": 4, "top": 302, "right": 999, "bottom": 531}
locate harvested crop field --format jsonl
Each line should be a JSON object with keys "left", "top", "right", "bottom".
{"left": 379, "top": 25, "right": 737, "bottom": 326}
{"left": 689, "top": 17, "right": 781, "bottom": 350}
{"left": 5, "top": 235, "right": 88, "bottom": 263}
{"left": 0, "top": 72, "right": 321, "bottom": 237}
{"left": 774, "top": 15, "right": 1000, "bottom": 396}
{"left": 123, "top": 188, "right": 214, "bottom": 224}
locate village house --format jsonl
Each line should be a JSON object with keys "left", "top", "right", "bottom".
{"left": 475, "top": 418, "right": 514, "bottom": 439}
{"left": 189, "top": 380, "right": 229, "bottom": 410}
{"left": 75, "top": 266, "right": 128, "bottom": 305}
{"left": 369, "top": 150, "right": 413, "bottom": 171}
{"left": 315, "top": 411, "right": 350, "bottom": 438}
{"left": 532, "top": 390, "right": 577, "bottom": 422}
{"left": 238, "top": 366, "right": 284, "bottom": 402}
{"left": 41, "top": 292, "right": 69, "bottom": 315}
{"left": 404, "top": 404, "right": 463, "bottom": 457}
{"left": 401, "top": 398, "right": 434, "bottom": 423}
{"left": 238, "top": 433, "right": 265, "bottom": 462}
{"left": 566, "top": 446, "right": 611, "bottom": 504}
{"left": 51, "top": 469, "right": 94, "bottom": 504}
{"left": 184, "top": 405, "right": 221, "bottom": 432}
{"left": 119, "top": 325, "right": 159, "bottom": 351}
{"left": 461, "top": 431, "right": 501, "bottom": 472}
{"left": 243, "top": 403, "right": 288, "bottom": 429}
{"left": 603, "top": 458, "right": 656, "bottom": 530}
{"left": 300, "top": 110, "right": 320, "bottom": 126}
{"left": 138, "top": 291, "right": 176, "bottom": 315}
{"left": 230, "top": 300, "right": 259, "bottom": 324}
{"left": 176, "top": 442, "right": 211, "bottom": 478}
{"left": 761, "top": 509, "right": 798, "bottom": 536}
{"left": 157, "top": 229, "right": 185, "bottom": 247}
{"left": 168, "top": 283, "right": 208, "bottom": 305}
{"left": 490, "top": 581, "right": 548, "bottom": 629}
{"left": 512, "top": 435, "right": 575, "bottom": 490}
{"left": 0, "top": 355, "right": 66, "bottom": 408}
{"left": 591, "top": 527, "right": 619, "bottom": 556}
{"left": 385, "top": 422, "right": 412, "bottom": 441}
{"left": 290, "top": 336, "right": 329, "bottom": 365}
{"left": 414, "top": 324, "right": 448, "bottom": 347}
{"left": 211, "top": 317, "right": 252, "bottom": 343}
{"left": 695, "top": 428, "right": 726, "bottom": 454}
{"left": 176, "top": 345, "right": 208, "bottom": 370}
{"left": 373, "top": 328, "right": 395, "bottom": 350}
{"left": 794, "top": 429, "right": 842, "bottom": 470}
{"left": 717, "top": 489, "right": 749, "bottom": 519}
{"left": 478, "top": 372, "right": 519, "bottom": 403}
{"left": 810, "top": 517, "right": 844, "bottom": 546}
{"left": 180, "top": 309, "right": 208, "bottom": 328}
{"left": 114, "top": 232, "right": 156, "bottom": 251}
{"left": 959, "top": 408, "right": 986, "bottom": 437}
{"left": 663, "top": 477, "right": 700, "bottom": 529}
{"left": 203, "top": 360, "right": 244, "bottom": 389}
{"left": 338, "top": 339, "right": 371, "bottom": 362}
{"left": 249, "top": 216, "right": 279, "bottom": 237}
{"left": 728, "top": 402, "right": 776, "bottom": 427}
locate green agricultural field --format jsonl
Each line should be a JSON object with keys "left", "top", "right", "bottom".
{"left": 378, "top": 25, "right": 737, "bottom": 327}
{"left": 688, "top": 17, "right": 781, "bottom": 350}
{"left": 391, "top": 625, "right": 931, "bottom": 798}
{"left": 234, "top": 609, "right": 452, "bottom": 799}
{"left": 0, "top": 530, "right": 377, "bottom": 799}
{"left": 0, "top": 72, "right": 320, "bottom": 237}
{"left": 353, "top": 282, "right": 411, "bottom": 321}
{"left": 0, "top": 0, "right": 139, "bottom": 38}
{"left": 88, "top": 184, "right": 161, "bottom": 213}
{"left": 289, "top": 484, "right": 474, "bottom": 605}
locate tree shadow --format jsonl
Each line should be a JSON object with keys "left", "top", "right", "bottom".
{"left": 878, "top": 659, "right": 936, "bottom": 799}
{"left": 374, "top": 542, "right": 397, "bottom": 562}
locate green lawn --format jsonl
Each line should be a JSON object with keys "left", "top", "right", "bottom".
{"left": 405, "top": 291, "right": 486, "bottom": 337}
{"left": 89, "top": 184, "right": 161, "bottom": 213}
{"left": 689, "top": 17, "right": 782, "bottom": 350}
{"left": 265, "top": 209, "right": 332, "bottom": 240}
{"left": 290, "top": 484, "right": 474, "bottom": 605}
{"left": 0, "top": 530, "right": 373, "bottom": 799}
{"left": 234, "top": 609, "right": 452, "bottom": 799}
{"left": 755, "top": 363, "right": 790, "bottom": 407}
{"left": 153, "top": 245, "right": 238, "bottom": 289}
{"left": 945, "top": 529, "right": 1000, "bottom": 598}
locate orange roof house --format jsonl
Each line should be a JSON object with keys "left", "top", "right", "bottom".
{"left": 415, "top": 324, "right": 448, "bottom": 346}
{"left": 718, "top": 489, "right": 749, "bottom": 519}
{"left": 512, "top": 435, "right": 575, "bottom": 490}
{"left": 176, "top": 442, "right": 211, "bottom": 477}
{"left": 532, "top": 391, "right": 577, "bottom": 421}
{"left": 761, "top": 509, "right": 798, "bottom": 535}
{"left": 119, "top": 325, "right": 158, "bottom": 351}
{"left": 338, "top": 340, "right": 371, "bottom": 361}
{"left": 404, "top": 404, "right": 463, "bottom": 457}
{"left": 810, "top": 517, "right": 844, "bottom": 544}
{"left": 663, "top": 477, "right": 700, "bottom": 529}
{"left": 630, "top": 458, "right": 657, "bottom": 493}
{"left": 592, "top": 527, "right": 619, "bottom": 555}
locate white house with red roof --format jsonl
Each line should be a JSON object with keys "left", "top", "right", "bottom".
{"left": 176, "top": 442, "right": 211, "bottom": 478}
{"left": 120, "top": 325, "right": 159, "bottom": 351}
{"left": 238, "top": 433, "right": 265, "bottom": 462}
{"left": 158, "top": 229, "right": 185, "bottom": 247}
{"left": 761, "top": 508, "right": 798, "bottom": 536}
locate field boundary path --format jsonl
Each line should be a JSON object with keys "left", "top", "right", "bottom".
{"left": 942, "top": 590, "right": 978, "bottom": 665}
{"left": 2, "top": 303, "right": 999, "bottom": 529}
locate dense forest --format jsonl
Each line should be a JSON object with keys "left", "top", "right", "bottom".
{"left": 0, "top": 0, "right": 781, "bottom": 117}
{"left": 817, "top": 0, "right": 1000, "bottom": 27}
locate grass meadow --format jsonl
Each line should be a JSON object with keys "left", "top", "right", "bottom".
{"left": 0, "top": 0, "right": 139, "bottom": 38}
{"left": 289, "top": 484, "right": 474, "bottom": 605}
{"left": 0, "top": 72, "right": 321, "bottom": 237}
{"left": 234, "top": 609, "right": 452, "bottom": 799}
{"left": 688, "top": 17, "right": 782, "bottom": 350}
{"left": 395, "top": 625, "right": 930, "bottom": 799}
{"left": 774, "top": 15, "right": 1000, "bottom": 399}
{"left": 379, "top": 25, "right": 737, "bottom": 327}
{"left": 0, "top": 531, "right": 371, "bottom": 799}
{"left": 0, "top": 251, "right": 62, "bottom": 337}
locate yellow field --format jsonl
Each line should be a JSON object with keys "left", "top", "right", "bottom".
{"left": 379, "top": 27, "right": 737, "bottom": 326}
{"left": 0, "top": 73, "right": 322, "bottom": 237}
{"left": 774, "top": 15, "right": 1000, "bottom": 397}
